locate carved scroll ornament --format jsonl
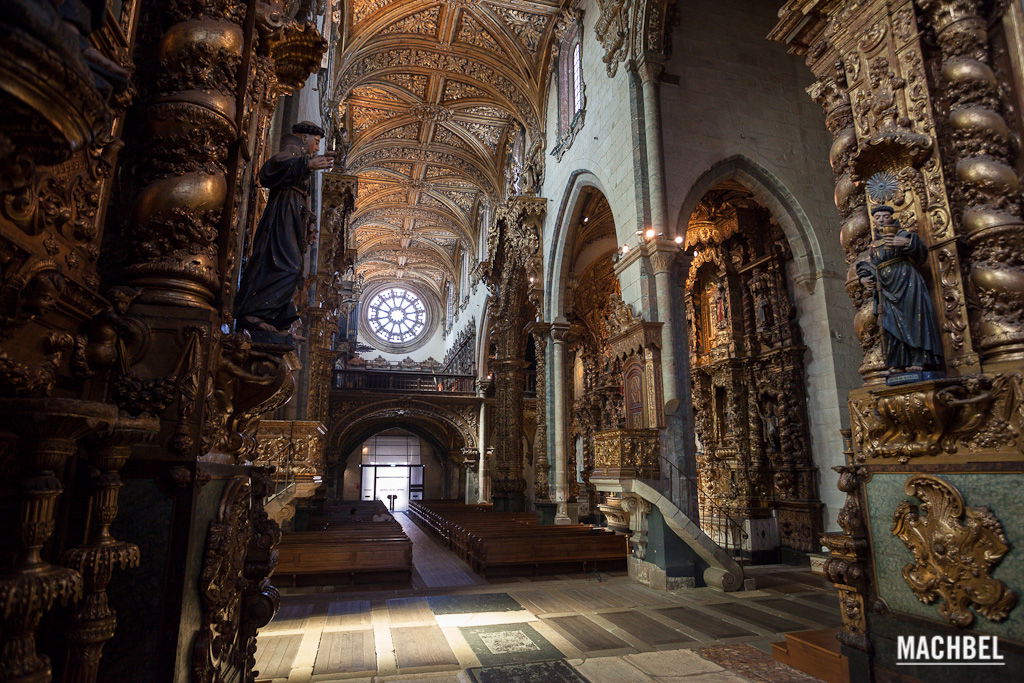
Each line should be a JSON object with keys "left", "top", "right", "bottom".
{"left": 892, "top": 474, "right": 1017, "bottom": 627}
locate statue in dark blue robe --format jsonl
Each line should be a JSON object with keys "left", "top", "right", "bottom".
{"left": 856, "top": 205, "right": 943, "bottom": 372}
{"left": 235, "top": 122, "right": 333, "bottom": 333}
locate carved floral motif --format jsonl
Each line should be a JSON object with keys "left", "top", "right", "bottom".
{"left": 892, "top": 474, "right": 1017, "bottom": 627}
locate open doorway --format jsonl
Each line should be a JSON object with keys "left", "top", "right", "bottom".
{"left": 358, "top": 433, "right": 424, "bottom": 511}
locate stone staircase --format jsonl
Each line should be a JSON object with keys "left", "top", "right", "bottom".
{"left": 590, "top": 475, "right": 747, "bottom": 592}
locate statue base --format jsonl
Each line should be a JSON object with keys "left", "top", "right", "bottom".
{"left": 247, "top": 328, "right": 297, "bottom": 350}
{"left": 885, "top": 370, "right": 944, "bottom": 386}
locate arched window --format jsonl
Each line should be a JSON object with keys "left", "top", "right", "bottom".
{"left": 572, "top": 41, "right": 584, "bottom": 115}
{"left": 553, "top": 22, "right": 585, "bottom": 159}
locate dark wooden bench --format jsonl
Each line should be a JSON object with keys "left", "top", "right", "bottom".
{"left": 275, "top": 502, "right": 412, "bottom": 586}
{"left": 408, "top": 501, "right": 626, "bottom": 577}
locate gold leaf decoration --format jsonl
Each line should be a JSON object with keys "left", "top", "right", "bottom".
{"left": 891, "top": 474, "right": 1017, "bottom": 627}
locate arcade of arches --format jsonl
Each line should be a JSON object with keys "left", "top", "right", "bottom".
{"left": 3, "top": 0, "right": 1024, "bottom": 681}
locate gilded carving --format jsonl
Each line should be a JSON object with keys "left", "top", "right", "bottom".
{"left": 892, "top": 474, "right": 1017, "bottom": 627}
{"left": 593, "top": 429, "right": 660, "bottom": 479}
{"left": 685, "top": 188, "right": 821, "bottom": 552}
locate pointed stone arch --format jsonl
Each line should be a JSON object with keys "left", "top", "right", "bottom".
{"left": 674, "top": 155, "right": 823, "bottom": 285}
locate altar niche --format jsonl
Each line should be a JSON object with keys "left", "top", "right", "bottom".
{"left": 563, "top": 188, "right": 620, "bottom": 521}
{"left": 684, "top": 184, "right": 822, "bottom": 556}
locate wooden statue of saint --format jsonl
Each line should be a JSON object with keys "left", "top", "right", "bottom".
{"left": 856, "top": 205, "right": 944, "bottom": 375}
{"left": 235, "top": 121, "right": 335, "bottom": 334}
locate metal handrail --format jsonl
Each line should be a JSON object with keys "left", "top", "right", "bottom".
{"left": 642, "top": 451, "right": 749, "bottom": 565}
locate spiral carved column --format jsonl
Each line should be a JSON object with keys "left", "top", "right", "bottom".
{"left": 529, "top": 322, "right": 550, "bottom": 501}
{"left": 809, "top": 64, "right": 885, "bottom": 383}
{"left": 124, "top": 0, "right": 246, "bottom": 308}
{"left": 916, "top": 0, "right": 1024, "bottom": 369}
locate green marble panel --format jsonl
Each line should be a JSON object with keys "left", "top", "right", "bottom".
{"left": 866, "top": 473, "right": 1024, "bottom": 642}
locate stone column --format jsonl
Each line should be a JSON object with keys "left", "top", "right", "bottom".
{"left": 551, "top": 320, "right": 572, "bottom": 524}
{"left": 644, "top": 239, "right": 681, "bottom": 414}
{"left": 632, "top": 60, "right": 669, "bottom": 236}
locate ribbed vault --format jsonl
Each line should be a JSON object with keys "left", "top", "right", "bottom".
{"left": 334, "top": 0, "right": 565, "bottom": 297}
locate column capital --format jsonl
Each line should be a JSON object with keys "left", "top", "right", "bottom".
{"left": 626, "top": 56, "right": 665, "bottom": 85}
{"left": 641, "top": 237, "right": 684, "bottom": 275}
{"left": 550, "top": 319, "right": 572, "bottom": 343}
{"left": 526, "top": 321, "right": 551, "bottom": 338}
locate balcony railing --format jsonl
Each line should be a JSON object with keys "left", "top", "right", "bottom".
{"left": 333, "top": 369, "right": 477, "bottom": 393}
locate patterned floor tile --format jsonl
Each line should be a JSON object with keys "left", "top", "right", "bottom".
{"left": 459, "top": 622, "right": 564, "bottom": 666}
{"left": 466, "top": 659, "right": 588, "bottom": 682}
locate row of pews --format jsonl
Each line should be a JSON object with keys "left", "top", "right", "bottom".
{"left": 407, "top": 501, "right": 626, "bottom": 577}
{"left": 275, "top": 500, "right": 412, "bottom": 587}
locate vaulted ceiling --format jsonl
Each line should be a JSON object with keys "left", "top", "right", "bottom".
{"left": 334, "top": 0, "right": 566, "bottom": 298}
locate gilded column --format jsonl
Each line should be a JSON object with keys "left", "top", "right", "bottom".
{"left": 61, "top": 416, "right": 159, "bottom": 683}
{"left": 124, "top": 0, "right": 248, "bottom": 308}
{"left": 490, "top": 358, "right": 528, "bottom": 510}
{"left": 476, "top": 379, "right": 490, "bottom": 503}
{"left": 916, "top": 0, "right": 1024, "bottom": 370}
{"left": 529, "top": 322, "right": 551, "bottom": 501}
{"left": 551, "top": 320, "right": 571, "bottom": 524}
{"left": 807, "top": 64, "right": 885, "bottom": 383}
{"left": 0, "top": 399, "right": 116, "bottom": 683}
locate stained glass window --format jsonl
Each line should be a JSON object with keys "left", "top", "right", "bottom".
{"left": 366, "top": 287, "right": 426, "bottom": 343}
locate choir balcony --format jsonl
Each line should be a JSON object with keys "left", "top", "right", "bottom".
{"left": 333, "top": 369, "right": 478, "bottom": 394}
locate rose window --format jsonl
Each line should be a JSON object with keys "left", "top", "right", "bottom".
{"left": 366, "top": 287, "right": 427, "bottom": 343}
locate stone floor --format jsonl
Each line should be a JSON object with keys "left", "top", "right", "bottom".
{"left": 255, "top": 513, "right": 839, "bottom": 682}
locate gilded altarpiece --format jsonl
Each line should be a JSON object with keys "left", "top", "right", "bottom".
{"left": 772, "top": 0, "right": 1024, "bottom": 672}
{"left": 685, "top": 191, "right": 821, "bottom": 553}
{"left": 567, "top": 257, "right": 622, "bottom": 517}
{"left": 484, "top": 195, "right": 545, "bottom": 511}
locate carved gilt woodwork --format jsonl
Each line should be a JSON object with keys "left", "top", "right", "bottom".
{"left": 684, "top": 189, "right": 821, "bottom": 552}
{"left": 892, "top": 474, "right": 1017, "bottom": 627}
{"left": 772, "top": 0, "right": 1024, "bottom": 658}
{"left": 255, "top": 420, "right": 327, "bottom": 478}
{"left": 593, "top": 428, "right": 661, "bottom": 479}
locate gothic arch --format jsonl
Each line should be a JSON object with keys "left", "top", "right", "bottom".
{"left": 327, "top": 398, "right": 478, "bottom": 465}
{"left": 674, "top": 155, "right": 823, "bottom": 283}
{"left": 545, "top": 169, "right": 616, "bottom": 321}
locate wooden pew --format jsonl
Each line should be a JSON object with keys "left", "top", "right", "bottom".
{"left": 408, "top": 501, "right": 626, "bottom": 577}
{"left": 275, "top": 502, "right": 412, "bottom": 586}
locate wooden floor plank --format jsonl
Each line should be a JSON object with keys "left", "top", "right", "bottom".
{"left": 657, "top": 606, "right": 756, "bottom": 639}
{"left": 253, "top": 634, "right": 302, "bottom": 679}
{"left": 313, "top": 630, "right": 376, "bottom": 675}
{"left": 325, "top": 599, "right": 372, "bottom": 630}
{"left": 391, "top": 625, "right": 459, "bottom": 668}
{"left": 543, "top": 615, "right": 631, "bottom": 652}
{"left": 706, "top": 602, "right": 807, "bottom": 633}
{"left": 599, "top": 610, "right": 696, "bottom": 646}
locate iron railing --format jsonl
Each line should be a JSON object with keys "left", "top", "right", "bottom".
{"left": 333, "top": 369, "right": 476, "bottom": 393}
{"left": 642, "top": 452, "right": 749, "bottom": 565}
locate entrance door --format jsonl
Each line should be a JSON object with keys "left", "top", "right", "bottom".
{"left": 374, "top": 465, "right": 410, "bottom": 511}
{"left": 360, "top": 465, "right": 424, "bottom": 511}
